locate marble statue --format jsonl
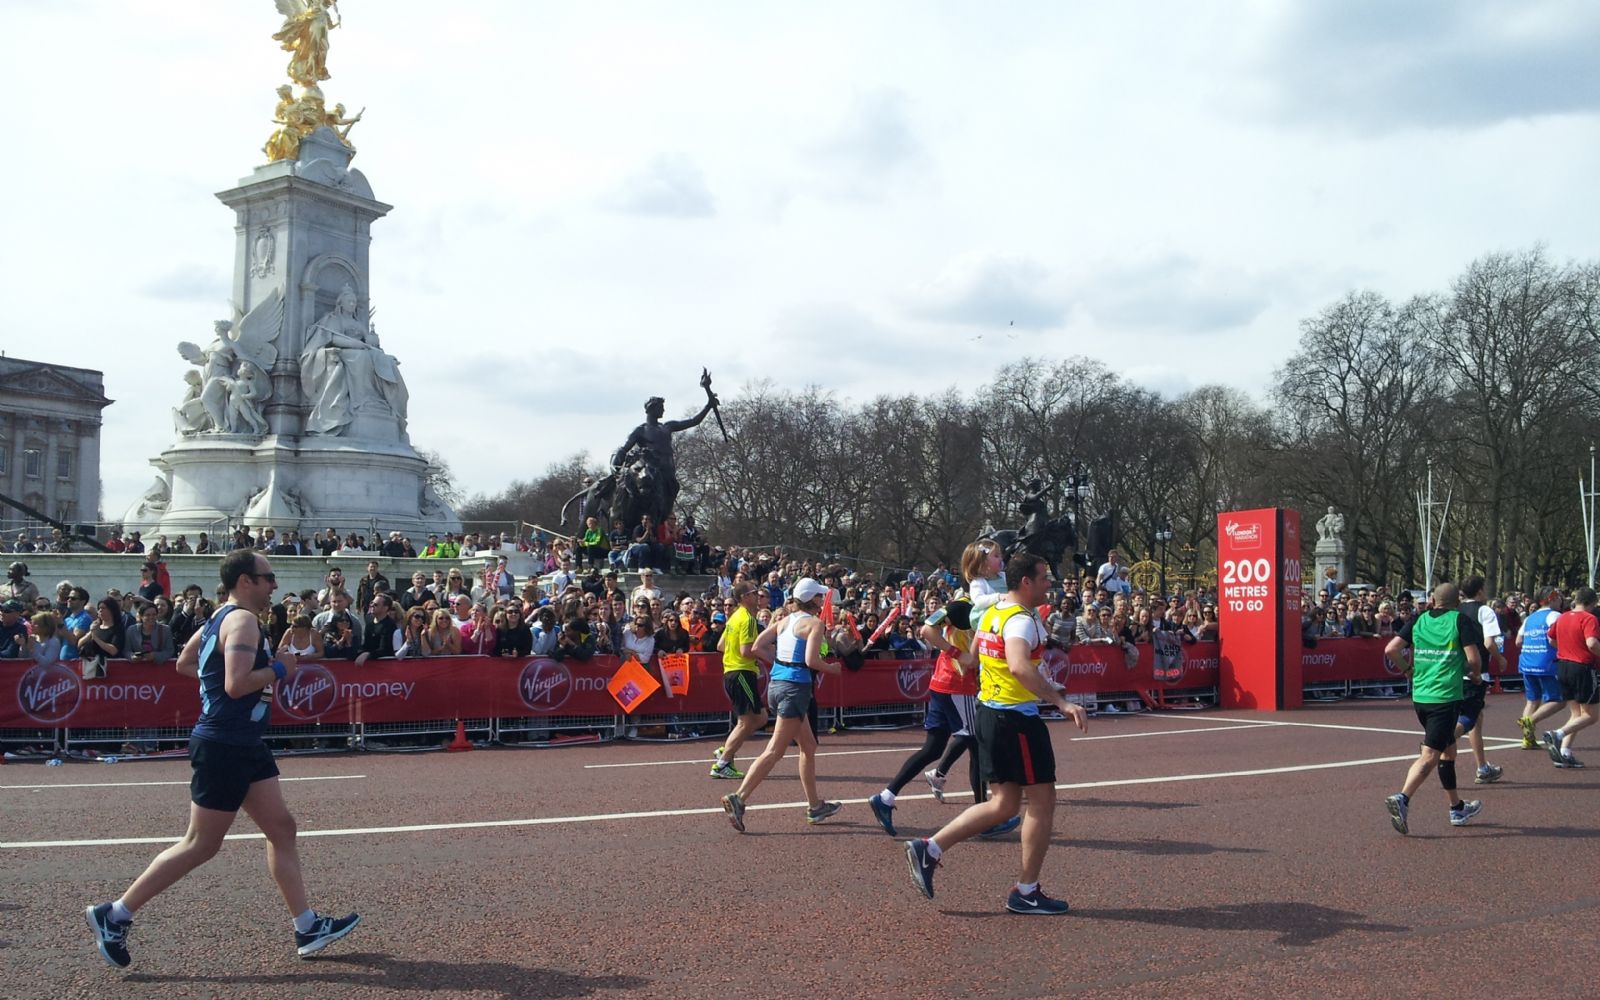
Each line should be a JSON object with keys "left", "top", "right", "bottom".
{"left": 1315, "top": 506, "right": 1346, "bottom": 547}
{"left": 175, "top": 290, "right": 283, "bottom": 436}
{"left": 272, "top": 0, "right": 340, "bottom": 87}
{"left": 300, "top": 283, "right": 409, "bottom": 437}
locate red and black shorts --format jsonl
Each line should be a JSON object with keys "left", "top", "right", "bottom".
{"left": 975, "top": 703, "right": 1056, "bottom": 787}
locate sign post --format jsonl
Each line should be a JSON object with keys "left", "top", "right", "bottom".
{"left": 1215, "top": 507, "right": 1303, "bottom": 710}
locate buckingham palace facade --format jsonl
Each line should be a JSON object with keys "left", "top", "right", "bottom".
{"left": 0, "top": 356, "right": 112, "bottom": 528}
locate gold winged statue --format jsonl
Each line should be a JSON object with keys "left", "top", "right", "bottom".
{"left": 272, "top": 0, "right": 340, "bottom": 88}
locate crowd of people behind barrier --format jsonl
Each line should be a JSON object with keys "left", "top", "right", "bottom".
{"left": 4, "top": 530, "right": 1241, "bottom": 674}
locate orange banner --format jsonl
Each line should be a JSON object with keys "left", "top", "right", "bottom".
{"left": 658, "top": 652, "right": 691, "bottom": 697}
{"left": 608, "top": 657, "right": 662, "bottom": 714}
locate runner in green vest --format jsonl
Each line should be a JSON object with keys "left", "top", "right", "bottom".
{"left": 1381, "top": 582, "right": 1486, "bottom": 834}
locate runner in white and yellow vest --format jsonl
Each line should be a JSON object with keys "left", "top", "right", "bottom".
{"left": 904, "top": 551, "right": 1088, "bottom": 916}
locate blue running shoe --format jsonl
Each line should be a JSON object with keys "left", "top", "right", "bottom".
{"left": 978, "top": 815, "right": 1021, "bottom": 839}
{"left": 85, "top": 903, "right": 131, "bottom": 969}
{"left": 1007, "top": 886, "right": 1070, "bottom": 915}
{"left": 1448, "top": 799, "right": 1483, "bottom": 827}
{"left": 905, "top": 839, "right": 938, "bottom": 899}
{"left": 294, "top": 911, "right": 361, "bottom": 958}
{"left": 868, "top": 793, "right": 897, "bottom": 836}
{"left": 1385, "top": 793, "right": 1409, "bottom": 835}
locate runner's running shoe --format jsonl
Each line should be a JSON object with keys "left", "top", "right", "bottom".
{"left": 806, "top": 801, "right": 843, "bottom": 824}
{"left": 1006, "top": 886, "right": 1071, "bottom": 915}
{"left": 1384, "top": 793, "right": 1409, "bottom": 835}
{"left": 722, "top": 792, "right": 746, "bottom": 833}
{"left": 868, "top": 793, "right": 897, "bottom": 836}
{"left": 1556, "top": 753, "right": 1584, "bottom": 769}
{"left": 905, "top": 839, "right": 938, "bottom": 899}
{"left": 709, "top": 762, "right": 744, "bottom": 779}
{"left": 1474, "top": 763, "right": 1503, "bottom": 784}
{"left": 924, "top": 769, "right": 946, "bottom": 803}
{"left": 1542, "top": 730, "right": 1564, "bottom": 763}
{"left": 295, "top": 912, "right": 361, "bottom": 958}
{"left": 1448, "top": 800, "right": 1483, "bottom": 826}
{"left": 978, "top": 815, "right": 1021, "bottom": 839}
{"left": 1518, "top": 717, "right": 1537, "bottom": 749}
{"left": 85, "top": 903, "right": 131, "bottom": 969}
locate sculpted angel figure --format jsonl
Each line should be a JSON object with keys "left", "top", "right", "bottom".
{"left": 176, "top": 290, "right": 283, "bottom": 435}
{"left": 273, "top": 0, "right": 340, "bottom": 87}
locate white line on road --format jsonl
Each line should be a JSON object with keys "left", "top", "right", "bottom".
{"left": 1070, "top": 723, "right": 1274, "bottom": 742}
{"left": 1, "top": 775, "right": 366, "bottom": 791}
{"left": 0, "top": 753, "right": 1449, "bottom": 850}
{"left": 584, "top": 746, "right": 922, "bottom": 769}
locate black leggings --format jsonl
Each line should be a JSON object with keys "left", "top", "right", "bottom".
{"left": 887, "top": 728, "right": 986, "bottom": 803}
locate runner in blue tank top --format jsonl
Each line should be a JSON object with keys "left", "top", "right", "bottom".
{"left": 720, "top": 578, "right": 844, "bottom": 832}
{"left": 85, "top": 550, "right": 360, "bottom": 969}
{"left": 1516, "top": 589, "right": 1565, "bottom": 748}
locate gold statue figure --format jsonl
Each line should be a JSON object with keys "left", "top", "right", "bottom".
{"left": 262, "top": 85, "right": 364, "bottom": 163}
{"left": 272, "top": 0, "right": 340, "bottom": 87}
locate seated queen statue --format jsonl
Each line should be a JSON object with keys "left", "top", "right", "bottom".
{"left": 299, "top": 283, "right": 409, "bottom": 439}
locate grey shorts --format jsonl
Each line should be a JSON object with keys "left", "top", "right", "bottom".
{"left": 766, "top": 679, "right": 813, "bottom": 720}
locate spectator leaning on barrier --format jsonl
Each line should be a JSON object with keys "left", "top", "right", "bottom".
{"left": 355, "top": 594, "right": 399, "bottom": 665}
{"left": 498, "top": 606, "right": 534, "bottom": 658}
{"left": 0, "top": 599, "right": 32, "bottom": 658}
{"left": 125, "top": 603, "right": 175, "bottom": 664}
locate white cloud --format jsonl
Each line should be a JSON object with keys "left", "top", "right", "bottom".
{"left": 604, "top": 155, "right": 715, "bottom": 218}
{"left": 905, "top": 253, "right": 1067, "bottom": 330}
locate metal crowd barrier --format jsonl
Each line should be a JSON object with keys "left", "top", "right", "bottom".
{"left": 494, "top": 714, "right": 620, "bottom": 747}
{"left": 837, "top": 701, "right": 921, "bottom": 729}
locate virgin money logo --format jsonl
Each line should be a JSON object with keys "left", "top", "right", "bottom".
{"left": 1223, "top": 520, "right": 1262, "bottom": 550}
{"left": 1040, "top": 649, "right": 1072, "bottom": 688}
{"left": 17, "top": 662, "right": 82, "bottom": 724}
{"left": 895, "top": 661, "right": 933, "bottom": 700}
{"left": 276, "top": 664, "right": 338, "bottom": 720}
{"left": 519, "top": 658, "right": 572, "bottom": 713}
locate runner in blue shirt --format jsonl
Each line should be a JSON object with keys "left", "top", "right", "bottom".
{"left": 85, "top": 550, "right": 359, "bottom": 969}
{"left": 1516, "top": 589, "right": 1565, "bottom": 748}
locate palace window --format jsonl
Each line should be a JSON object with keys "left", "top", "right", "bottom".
{"left": 23, "top": 448, "right": 42, "bottom": 479}
{"left": 57, "top": 449, "right": 73, "bottom": 481}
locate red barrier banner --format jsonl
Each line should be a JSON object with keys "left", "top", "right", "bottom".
{"left": 1, "top": 640, "right": 1289, "bottom": 731}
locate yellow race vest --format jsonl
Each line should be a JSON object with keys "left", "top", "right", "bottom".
{"left": 974, "top": 603, "right": 1042, "bottom": 706}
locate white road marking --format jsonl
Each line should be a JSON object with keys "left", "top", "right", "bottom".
{"left": 1070, "top": 723, "right": 1273, "bottom": 742}
{"left": 5, "top": 750, "right": 1516, "bottom": 851}
{"left": 585, "top": 746, "right": 921, "bottom": 770}
{"left": 0, "top": 774, "right": 366, "bottom": 792}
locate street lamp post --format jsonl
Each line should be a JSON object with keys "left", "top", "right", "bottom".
{"left": 1156, "top": 518, "right": 1174, "bottom": 598}
{"left": 1065, "top": 461, "right": 1089, "bottom": 568}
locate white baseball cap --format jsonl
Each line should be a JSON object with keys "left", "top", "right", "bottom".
{"left": 793, "top": 578, "right": 829, "bottom": 603}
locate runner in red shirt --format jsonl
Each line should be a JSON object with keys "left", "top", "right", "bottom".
{"left": 1543, "top": 587, "right": 1600, "bottom": 768}
{"left": 867, "top": 595, "right": 989, "bottom": 836}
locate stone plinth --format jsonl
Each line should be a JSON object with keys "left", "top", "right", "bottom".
{"left": 124, "top": 127, "right": 457, "bottom": 537}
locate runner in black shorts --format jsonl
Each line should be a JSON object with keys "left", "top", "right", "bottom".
{"left": 84, "top": 550, "right": 360, "bottom": 969}
{"left": 1544, "top": 587, "right": 1600, "bottom": 768}
{"left": 1381, "top": 582, "right": 1485, "bottom": 835}
{"left": 905, "top": 554, "right": 1088, "bottom": 915}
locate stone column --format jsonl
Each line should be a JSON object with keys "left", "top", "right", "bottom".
{"left": 42, "top": 424, "right": 61, "bottom": 521}
{"left": 78, "top": 422, "right": 101, "bottom": 526}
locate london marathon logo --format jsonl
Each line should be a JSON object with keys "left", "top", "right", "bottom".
{"left": 519, "top": 659, "right": 573, "bottom": 713}
{"left": 18, "top": 662, "right": 82, "bottom": 724}
{"left": 1223, "top": 519, "right": 1263, "bottom": 550}
{"left": 276, "top": 664, "right": 338, "bottom": 720}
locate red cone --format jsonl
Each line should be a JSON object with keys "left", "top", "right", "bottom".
{"left": 447, "top": 720, "right": 473, "bottom": 752}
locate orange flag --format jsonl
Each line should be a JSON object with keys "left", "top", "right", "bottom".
{"left": 608, "top": 657, "right": 662, "bottom": 714}
{"left": 658, "top": 652, "right": 691, "bottom": 697}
